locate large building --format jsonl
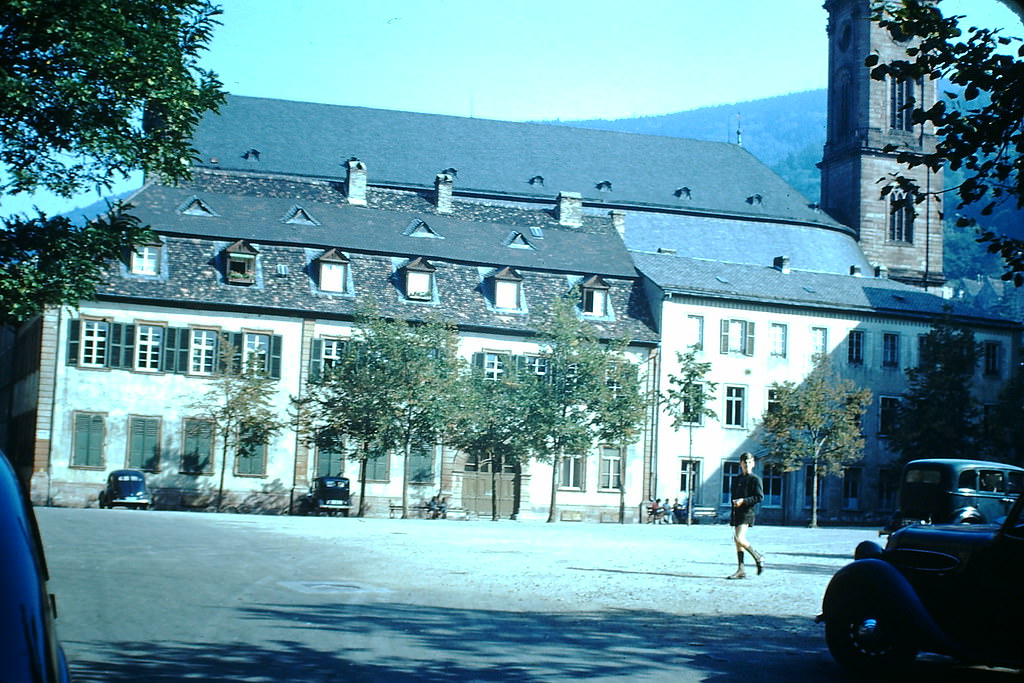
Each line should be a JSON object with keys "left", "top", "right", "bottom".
{"left": 2, "top": 0, "right": 1018, "bottom": 522}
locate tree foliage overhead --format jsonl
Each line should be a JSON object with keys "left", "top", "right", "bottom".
{"left": 0, "top": 0, "right": 225, "bottom": 325}
{"left": 759, "top": 356, "right": 872, "bottom": 528}
{"left": 867, "top": 0, "right": 1024, "bottom": 283}
{"left": 888, "top": 315, "right": 980, "bottom": 463}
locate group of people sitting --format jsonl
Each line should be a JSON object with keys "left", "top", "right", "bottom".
{"left": 647, "top": 498, "right": 688, "bottom": 524}
{"left": 426, "top": 496, "right": 448, "bottom": 519}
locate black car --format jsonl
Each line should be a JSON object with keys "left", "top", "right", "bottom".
{"left": 884, "top": 458, "right": 1024, "bottom": 533}
{"left": 819, "top": 487, "right": 1024, "bottom": 674}
{"left": 0, "top": 449, "right": 71, "bottom": 682}
{"left": 98, "top": 469, "right": 151, "bottom": 509}
{"left": 297, "top": 476, "right": 352, "bottom": 516}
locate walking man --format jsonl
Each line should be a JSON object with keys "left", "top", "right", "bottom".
{"left": 728, "top": 452, "right": 765, "bottom": 579}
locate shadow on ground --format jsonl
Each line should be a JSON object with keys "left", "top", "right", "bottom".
{"left": 66, "top": 601, "right": 1019, "bottom": 682}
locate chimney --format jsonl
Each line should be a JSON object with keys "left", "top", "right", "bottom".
{"left": 345, "top": 159, "right": 367, "bottom": 206}
{"left": 850, "top": 265, "right": 863, "bottom": 277}
{"left": 874, "top": 263, "right": 889, "bottom": 279}
{"left": 773, "top": 255, "right": 791, "bottom": 274}
{"left": 557, "top": 191, "right": 582, "bottom": 227}
{"left": 609, "top": 210, "right": 626, "bottom": 238}
{"left": 434, "top": 173, "right": 453, "bottom": 215}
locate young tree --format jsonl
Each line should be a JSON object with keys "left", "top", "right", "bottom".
{"left": 661, "top": 348, "right": 718, "bottom": 524}
{"left": 759, "top": 357, "right": 872, "bottom": 528}
{"left": 889, "top": 317, "right": 981, "bottom": 463}
{"left": 188, "top": 339, "right": 284, "bottom": 512}
{"left": 867, "top": 0, "right": 1024, "bottom": 283}
{"left": 1, "top": 1, "right": 225, "bottom": 325}
{"left": 526, "top": 295, "right": 646, "bottom": 523}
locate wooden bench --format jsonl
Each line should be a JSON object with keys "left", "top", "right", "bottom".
{"left": 692, "top": 506, "right": 720, "bottom": 523}
{"left": 389, "top": 502, "right": 450, "bottom": 519}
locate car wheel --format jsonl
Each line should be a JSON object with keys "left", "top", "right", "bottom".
{"left": 341, "top": 509, "right": 350, "bottom": 517}
{"left": 825, "top": 602, "right": 915, "bottom": 673}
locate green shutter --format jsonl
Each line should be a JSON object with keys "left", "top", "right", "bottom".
{"left": 122, "top": 324, "right": 135, "bottom": 368}
{"left": 269, "top": 335, "right": 282, "bottom": 379}
{"left": 128, "top": 417, "right": 160, "bottom": 470}
{"left": 745, "top": 321, "right": 756, "bottom": 356}
{"left": 183, "top": 419, "right": 213, "bottom": 473}
{"left": 73, "top": 413, "right": 104, "bottom": 467}
{"left": 719, "top": 319, "right": 729, "bottom": 354}
{"left": 67, "top": 320, "right": 80, "bottom": 366}
{"left": 309, "top": 338, "right": 323, "bottom": 382}
{"left": 108, "top": 323, "right": 124, "bottom": 368}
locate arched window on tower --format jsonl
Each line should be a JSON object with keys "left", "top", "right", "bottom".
{"left": 888, "top": 192, "right": 915, "bottom": 243}
{"left": 889, "top": 77, "right": 916, "bottom": 131}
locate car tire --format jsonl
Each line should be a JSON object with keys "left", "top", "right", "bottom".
{"left": 825, "top": 601, "right": 916, "bottom": 674}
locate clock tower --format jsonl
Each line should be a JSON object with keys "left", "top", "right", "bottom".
{"left": 820, "top": 0, "right": 944, "bottom": 288}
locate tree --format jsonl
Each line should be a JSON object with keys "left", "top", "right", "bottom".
{"left": 525, "top": 295, "right": 645, "bottom": 523}
{"left": 294, "top": 304, "right": 463, "bottom": 518}
{"left": 867, "top": 0, "right": 1024, "bottom": 283}
{"left": 188, "top": 339, "right": 284, "bottom": 512}
{"left": 889, "top": 316, "right": 980, "bottom": 463}
{"left": 759, "top": 356, "right": 872, "bottom": 528}
{"left": 0, "top": 0, "right": 225, "bottom": 325}
{"left": 661, "top": 348, "right": 718, "bottom": 524}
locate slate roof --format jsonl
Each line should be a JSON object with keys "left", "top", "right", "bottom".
{"left": 632, "top": 251, "right": 1019, "bottom": 328}
{"left": 190, "top": 95, "right": 848, "bottom": 234}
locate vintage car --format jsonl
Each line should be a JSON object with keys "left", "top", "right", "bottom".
{"left": 98, "top": 469, "right": 151, "bottom": 509}
{"left": 883, "top": 458, "right": 1024, "bottom": 533}
{"left": 297, "top": 476, "right": 352, "bottom": 516}
{"left": 0, "top": 449, "right": 71, "bottom": 682}
{"left": 819, "top": 487, "right": 1024, "bottom": 674}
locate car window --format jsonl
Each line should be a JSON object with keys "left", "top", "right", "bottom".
{"left": 957, "top": 470, "right": 977, "bottom": 491}
{"left": 907, "top": 468, "right": 942, "bottom": 485}
{"left": 978, "top": 470, "right": 1004, "bottom": 493}
{"left": 1008, "top": 472, "right": 1023, "bottom": 495}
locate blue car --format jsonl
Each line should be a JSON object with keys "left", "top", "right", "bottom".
{"left": 0, "top": 450, "right": 70, "bottom": 682}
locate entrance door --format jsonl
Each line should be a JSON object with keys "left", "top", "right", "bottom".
{"left": 462, "top": 454, "right": 515, "bottom": 517}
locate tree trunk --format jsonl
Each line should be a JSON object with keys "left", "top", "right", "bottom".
{"left": 401, "top": 430, "right": 411, "bottom": 519}
{"left": 490, "top": 452, "right": 500, "bottom": 521}
{"left": 216, "top": 437, "right": 229, "bottom": 512}
{"left": 546, "top": 451, "right": 561, "bottom": 523}
{"left": 686, "top": 424, "right": 695, "bottom": 525}
{"left": 810, "top": 459, "right": 819, "bottom": 528}
{"left": 357, "top": 450, "right": 369, "bottom": 517}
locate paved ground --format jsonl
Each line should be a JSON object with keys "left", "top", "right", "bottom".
{"left": 35, "top": 508, "right": 1020, "bottom": 682}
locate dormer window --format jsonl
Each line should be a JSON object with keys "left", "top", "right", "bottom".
{"left": 224, "top": 240, "right": 258, "bottom": 285}
{"left": 130, "top": 238, "right": 163, "bottom": 275}
{"left": 492, "top": 267, "right": 523, "bottom": 310}
{"left": 404, "top": 257, "right": 436, "bottom": 301}
{"left": 580, "top": 275, "right": 610, "bottom": 316}
{"left": 317, "top": 249, "right": 350, "bottom": 293}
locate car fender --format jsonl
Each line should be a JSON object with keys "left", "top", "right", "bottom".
{"left": 821, "top": 558, "right": 966, "bottom": 659}
{"left": 950, "top": 506, "right": 983, "bottom": 523}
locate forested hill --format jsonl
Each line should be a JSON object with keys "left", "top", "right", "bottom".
{"left": 547, "top": 89, "right": 828, "bottom": 204}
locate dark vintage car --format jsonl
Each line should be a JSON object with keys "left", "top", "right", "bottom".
{"left": 0, "top": 449, "right": 71, "bottom": 682}
{"left": 819, "top": 487, "right": 1024, "bottom": 674}
{"left": 98, "top": 469, "right": 151, "bottom": 509}
{"left": 884, "top": 458, "right": 1024, "bottom": 533}
{"left": 297, "top": 476, "right": 352, "bottom": 516}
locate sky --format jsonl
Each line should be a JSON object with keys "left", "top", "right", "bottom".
{"left": 3, "top": 0, "right": 1020, "bottom": 217}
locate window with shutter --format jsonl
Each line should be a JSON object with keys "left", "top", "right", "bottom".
{"left": 182, "top": 419, "right": 214, "bottom": 474}
{"left": 127, "top": 416, "right": 161, "bottom": 470}
{"left": 72, "top": 412, "right": 105, "bottom": 467}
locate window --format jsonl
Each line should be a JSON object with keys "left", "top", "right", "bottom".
{"left": 719, "top": 319, "right": 755, "bottom": 356}
{"left": 225, "top": 240, "right": 258, "bottom": 284}
{"left": 134, "top": 324, "right": 164, "bottom": 372}
{"left": 127, "top": 416, "right": 161, "bottom": 471}
{"left": 804, "top": 465, "right": 822, "bottom": 509}
{"left": 559, "top": 454, "right": 583, "bottom": 489}
{"left": 522, "top": 355, "right": 549, "bottom": 377}
{"left": 72, "top": 412, "right": 105, "bottom": 468}
{"left": 679, "top": 459, "right": 701, "bottom": 498}
{"left": 493, "top": 268, "right": 523, "bottom": 310}
{"left": 889, "top": 77, "right": 915, "bottom": 131}
{"left": 724, "top": 386, "right": 746, "bottom": 428}
{"left": 477, "top": 352, "right": 507, "bottom": 381}
{"left": 235, "top": 424, "right": 267, "bottom": 476}
{"left": 80, "top": 319, "right": 109, "bottom": 367}
{"left": 404, "top": 257, "right": 435, "bottom": 301}
{"left": 848, "top": 330, "right": 865, "bottom": 365}
{"left": 686, "top": 315, "right": 704, "bottom": 350}
{"left": 318, "top": 249, "right": 349, "bottom": 293}
{"left": 811, "top": 327, "right": 828, "bottom": 358}
{"left": 879, "top": 396, "right": 901, "bottom": 435}
{"left": 190, "top": 329, "right": 218, "bottom": 375}
{"left": 182, "top": 419, "right": 214, "bottom": 474}
{"left": 763, "top": 463, "right": 783, "bottom": 507}
{"left": 879, "top": 467, "right": 898, "bottom": 511}
{"left": 409, "top": 445, "right": 435, "bottom": 484}
{"left": 679, "top": 384, "right": 709, "bottom": 425}
{"left": 599, "top": 446, "right": 622, "bottom": 490}
{"left": 581, "top": 276, "right": 609, "bottom": 316}
{"left": 888, "top": 193, "right": 914, "bottom": 243}
{"left": 766, "top": 388, "right": 781, "bottom": 415}
{"left": 721, "top": 461, "right": 740, "bottom": 506}
{"left": 363, "top": 447, "right": 389, "bottom": 481}
{"left": 883, "top": 333, "right": 900, "bottom": 368}
{"left": 130, "top": 243, "right": 161, "bottom": 275}
{"left": 243, "top": 332, "right": 270, "bottom": 373}
{"left": 770, "top": 323, "right": 787, "bottom": 358}
{"left": 983, "top": 342, "right": 1002, "bottom": 377}
{"left": 322, "top": 338, "right": 346, "bottom": 369}
{"left": 843, "top": 467, "right": 862, "bottom": 510}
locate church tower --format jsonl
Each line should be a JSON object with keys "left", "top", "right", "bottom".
{"left": 820, "top": 0, "right": 944, "bottom": 288}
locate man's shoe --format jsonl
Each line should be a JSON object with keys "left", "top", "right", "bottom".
{"left": 754, "top": 552, "right": 766, "bottom": 575}
{"left": 727, "top": 568, "right": 746, "bottom": 580}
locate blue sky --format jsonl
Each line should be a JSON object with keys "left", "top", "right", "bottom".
{"left": 2, "top": 0, "right": 1020, "bottom": 216}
